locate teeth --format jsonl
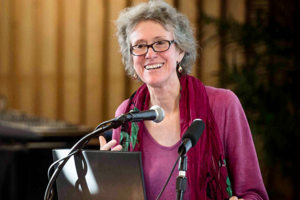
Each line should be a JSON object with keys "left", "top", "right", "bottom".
{"left": 145, "top": 64, "right": 163, "bottom": 70}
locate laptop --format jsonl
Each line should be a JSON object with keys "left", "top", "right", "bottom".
{"left": 52, "top": 149, "right": 147, "bottom": 200}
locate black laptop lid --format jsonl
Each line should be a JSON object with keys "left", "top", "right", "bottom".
{"left": 52, "top": 149, "right": 147, "bottom": 200}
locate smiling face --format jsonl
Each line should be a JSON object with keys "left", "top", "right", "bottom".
{"left": 129, "top": 20, "right": 184, "bottom": 87}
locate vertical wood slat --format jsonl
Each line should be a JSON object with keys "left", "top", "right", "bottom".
{"left": 128, "top": 78, "right": 142, "bottom": 99}
{"left": 178, "top": 0, "right": 198, "bottom": 79}
{"left": 63, "top": 0, "right": 82, "bottom": 124}
{"left": 0, "top": 0, "right": 12, "bottom": 109}
{"left": 79, "top": 0, "right": 87, "bottom": 124}
{"left": 227, "top": 0, "right": 245, "bottom": 23}
{"left": 85, "top": 0, "right": 105, "bottom": 127}
{"left": 56, "top": 0, "right": 65, "bottom": 120}
{"left": 100, "top": 0, "right": 109, "bottom": 121}
{"left": 131, "top": 0, "right": 148, "bottom": 6}
{"left": 106, "top": 0, "right": 127, "bottom": 120}
{"left": 14, "top": 0, "right": 36, "bottom": 114}
{"left": 201, "top": 0, "right": 221, "bottom": 87}
{"left": 34, "top": 0, "right": 42, "bottom": 116}
{"left": 164, "top": 0, "right": 174, "bottom": 6}
{"left": 39, "top": 0, "right": 58, "bottom": 120}
{"left": 9, "top": 0, "right": 18, "bottom": 110}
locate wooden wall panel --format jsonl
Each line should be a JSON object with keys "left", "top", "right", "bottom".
{"left": 34, "top": 0, "right": 42, "bottom": 116}
{"left": 63, "top": 0, "right": 82, "bottom": 124}
{"left": 201, "top": 0, "right": 220, "bottom": 87}
{"left": 128, "top": 78, "right": 142, "bottom": 99}
{"left": 0, "top": 0, "right": 12, "bottom": 108}
{"left": 178, "top": 0, "right": 199, "bottom": 79}
{"left": 14, "top": 0, "right": 36, "bottom": 114}
{"left": 85, "top": 0, "right": 105, "bottom": 127}
{"left": 227, "top": 0, "right": 245, "bottom": 23}
{"left": 164, "top": 0, "right": 174, "bottom": 6}
{"left": 106, "top": 0, "right": 127, "bottom": 120}
{"left": 0, "top": 0, "right": 245, "bottom": 126}
{"left": 38, "top": 0, "right": 58, "bottom": 120}
{"left": 132, "top": 0, "right": 148, "bottom": 5}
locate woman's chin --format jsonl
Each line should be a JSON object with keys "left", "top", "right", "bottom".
{"left": 143, "top": 77, "right": 165, "bottom": 87}
{"left": 141, "top": 72, "right": 177, "bottom": 88}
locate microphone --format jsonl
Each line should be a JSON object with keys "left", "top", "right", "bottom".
{"left": 175, "top": 119, "right": 205, "bottom": 200}
{"left": 114, "top": 105, "right": 165, "bottom": 123}
{"left": 178, "top": 119, "right": 205, "bottom": 155}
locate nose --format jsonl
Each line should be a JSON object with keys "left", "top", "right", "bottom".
{"left": 145, "top": 46, "right": 156, "bottom": 59}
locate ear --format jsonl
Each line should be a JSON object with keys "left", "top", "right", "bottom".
{"left": 177, "top": 50, "right": 185, "bottom": 63}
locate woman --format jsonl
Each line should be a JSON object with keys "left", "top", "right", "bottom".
{"left": 99, "top": 1, "right": 268, "bottom": 200}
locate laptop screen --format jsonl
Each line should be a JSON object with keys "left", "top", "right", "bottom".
{"left": 52, "top": 149, "right": 147, "bottom": 200}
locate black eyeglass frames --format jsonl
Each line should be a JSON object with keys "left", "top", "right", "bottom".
{"left": 130, "top": 40, "right": 176, "bottom": 56}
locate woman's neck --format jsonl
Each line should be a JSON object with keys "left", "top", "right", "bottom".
{"left": 147, "top": 78, "right": 181, "bottom": 114}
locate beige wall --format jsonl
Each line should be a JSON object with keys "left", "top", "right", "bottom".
{"left": 0, "top": 0, "right": 245, "bottom": 127}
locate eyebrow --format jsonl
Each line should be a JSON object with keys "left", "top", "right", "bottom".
{"left": 132, "top": 36, "right": 169, "bottom": 45}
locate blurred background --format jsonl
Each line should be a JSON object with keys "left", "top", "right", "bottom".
{"left": 0, "top": 0, "right": 299, "bottom": 199}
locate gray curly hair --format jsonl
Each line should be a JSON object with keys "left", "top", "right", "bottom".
{"left": 116, "top": 0, "right": 197, "bottom": 79}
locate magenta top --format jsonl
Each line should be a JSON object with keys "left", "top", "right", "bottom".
{"left": 112, "top": 86, "right": 269, "bottom": 200}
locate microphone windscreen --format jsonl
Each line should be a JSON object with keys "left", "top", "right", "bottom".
{"left": 182, "top": 119, "right": 205, "bottom": 147}
{"left": 150, "top": 105, "right": 165, "bottom": 123}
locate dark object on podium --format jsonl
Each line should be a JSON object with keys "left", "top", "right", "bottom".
{"left": 0, "top": 109, "right": 95, "bottom": 200}
{"left": 0, "top": 110, "right": 93, "bottom": 141}
{"left": 52, "top": 150, "right": 147, "bottom": 200}
{"left": 0, "top": 147, "right": 56, "bottom": 200}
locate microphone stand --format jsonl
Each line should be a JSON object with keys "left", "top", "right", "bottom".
{"left": 44, "top": 117, "right": 126, "bottom": 200}
{"left": 176, "top": 149, "right": 188, "bottom": 200}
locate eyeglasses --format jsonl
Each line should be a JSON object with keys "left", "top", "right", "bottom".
{"left": 130, "top": 40, "right": 176, "bottom": 56}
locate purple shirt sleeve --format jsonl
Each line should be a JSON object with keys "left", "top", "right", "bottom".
{"left": 206, "top": 86, "right": 268, "bottom": 200}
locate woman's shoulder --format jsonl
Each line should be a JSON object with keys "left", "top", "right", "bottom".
{"left": 205, "top": 86, "right": 241, "bottom": 110}
{"left": 115, "top": 99, "right": 130, "bottom": 117}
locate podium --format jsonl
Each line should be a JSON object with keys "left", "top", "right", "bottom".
{"left": 52, "top": 150, "right": 147, "bottom": 200}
